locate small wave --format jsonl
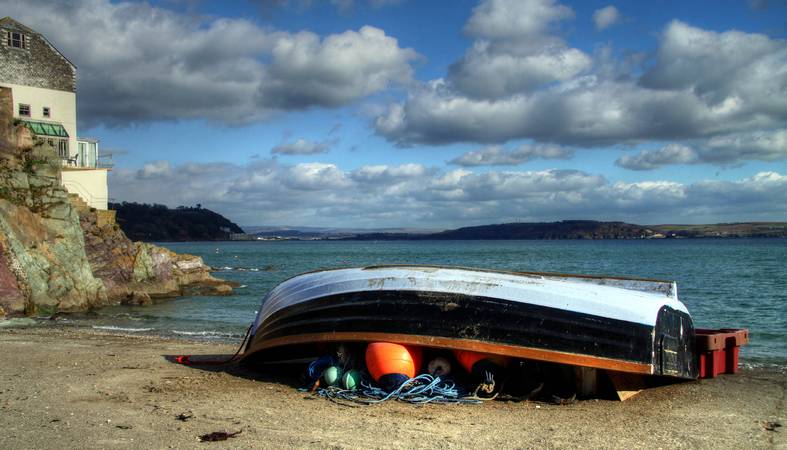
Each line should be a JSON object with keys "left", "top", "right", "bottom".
{"left": 172, "top": 330, "right": 242, "bottom": 338}
{"left": 92, "top": 325, "right": 154, "bottom": 333}
{"left": 238, "top": 285, "right": 248, "bottom": 289}
{"left": 213, "top": 265, "right": 275, "bottom": 272}
{"left": 0, "top": 318, "right": 38, "bottom": 327}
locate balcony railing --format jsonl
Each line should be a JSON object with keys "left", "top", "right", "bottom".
{"left": 60, "top": 157, "right": 113, "bottom": 169}
{"left": 59, "top": 138, "right": 112, "bottom": 169}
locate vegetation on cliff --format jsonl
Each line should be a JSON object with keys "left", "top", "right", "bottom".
{"left": 110, "top": 202, "right": 244, "bottom": 242}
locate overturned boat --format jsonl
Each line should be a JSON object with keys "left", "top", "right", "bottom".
{"left": 243, "top": 265, "right": 698, "bottom": 380}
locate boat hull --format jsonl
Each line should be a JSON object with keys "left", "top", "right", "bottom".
{"left": 243, "top": 266, "right": 698, "bottom": 379}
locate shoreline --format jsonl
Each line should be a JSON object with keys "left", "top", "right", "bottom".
{"left": 2, "top": 327, "right": 785, "bottom": 449}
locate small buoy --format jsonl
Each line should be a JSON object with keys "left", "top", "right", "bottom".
{"left": 365, "top": 342, "right": 422, "bottom": 392}
{"left": 427, "top": 356, "right": 452, "bottom": 377}
{"left": 322, "top": 366, "right": 343, "bottom": 386}
{"left": 454, "top": 350, "right": 509, "bottom": 373}
{"left": 341, "top": 369, "right": 362, "bottom": 390}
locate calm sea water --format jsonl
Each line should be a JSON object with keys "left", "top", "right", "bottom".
{"left": 27, "top": 239, "right": 787, "bottom": 366}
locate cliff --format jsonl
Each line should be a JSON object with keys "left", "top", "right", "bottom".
{"left": 110, "top": 202, "right": 244, "bottom": 241}
{"left": 0, "top": 87, "right": 233, "bottom": 319}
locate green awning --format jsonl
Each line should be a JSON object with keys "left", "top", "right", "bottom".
{"left": 21, "top": 120, "right": 69, "bottom": 138}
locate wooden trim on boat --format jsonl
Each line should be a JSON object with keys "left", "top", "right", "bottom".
{"left": 244, "top": 331, "right": 655, "bottom": 375}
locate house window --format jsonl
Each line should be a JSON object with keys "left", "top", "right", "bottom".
{"left": 58, "top": 140, "right": 68, "bottom": 159}
{"left": 43, "top": 107, "right": 51, "bottom": 118}
{"left": 6, "top": 31, "right": 26, "bottom": 49}
{"left": 18, "top": 104, "right": 30, "bottom": 117}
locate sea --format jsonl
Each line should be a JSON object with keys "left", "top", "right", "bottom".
{"left": 5, "top": 239, "right": 786, "bottom": 368}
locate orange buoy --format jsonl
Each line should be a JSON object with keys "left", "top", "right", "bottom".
{"left": 454, "top": 350, "right": 509, "bottom": 373}
{"left": 365, "top": 342, "right": 422, "bottom": 392}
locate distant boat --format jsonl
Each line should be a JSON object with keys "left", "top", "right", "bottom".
{"left": 242, "top": 265, "right": 698, "bottom": 379}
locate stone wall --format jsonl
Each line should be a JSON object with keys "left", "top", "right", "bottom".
{"left": 0, "top": 18, "right": 76, "bottom": 93}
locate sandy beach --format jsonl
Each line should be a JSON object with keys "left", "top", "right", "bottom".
{"left": 0, "top": 327, "right": 784, "bottom": 449}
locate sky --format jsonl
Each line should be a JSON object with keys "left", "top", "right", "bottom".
{"left": 3, "top": 0, "right": 786, "bottom": 228}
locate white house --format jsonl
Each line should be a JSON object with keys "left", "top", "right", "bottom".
{"left": 0, "top": 17, "right": 109, "bottom": 210}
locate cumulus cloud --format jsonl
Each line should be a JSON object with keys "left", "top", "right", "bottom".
{"left": 375, "top": 8, "right": 787, "bottom": 168}
{"left": 593, "top": 6, "right": 620, "bottom": 30}
{"left": 616, "top": 144, "right": 699, "bottom": 170}
{"left": 271, "top": 138, "right": 335, "bottom": 155}
{"left": 464, "top": 0, "right": 574, "bottom": 41}
{"left": 450, "top": 144, "right": 574, "bottom": 166}
{"left": 110, "top": 159, "right": 787, "bottom": 227}
{"left": 617, "top": 130, "right": 787, "bottom": 170}
{"left": 448, "top": 0, "right": 590, "bottom": 99}
{"left": 701, "top": 130, "right": 787, "bottom": 163}
{"left": 260, "top": 26, "right": 417, "bottom": 109}
{"left": 0, "top": 0, "right": 417, "bottom": 126}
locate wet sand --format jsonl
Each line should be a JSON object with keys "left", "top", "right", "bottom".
{"left": 1, "top": 327, "right": 785, "bottom": 449}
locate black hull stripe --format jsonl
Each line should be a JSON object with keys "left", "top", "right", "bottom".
{"left": 252, "top": 290, "right": 655, "bottom": 365}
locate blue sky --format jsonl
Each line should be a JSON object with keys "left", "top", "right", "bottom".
{"left": 4, "top": 0, "right": 786, "bottom": 228}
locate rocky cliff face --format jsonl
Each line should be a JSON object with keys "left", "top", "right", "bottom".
{"left": 0, "top": 87, "right": 233, "bottom": 319}
{"left": 79, "top": 207, "right": 232, "bottom": 306}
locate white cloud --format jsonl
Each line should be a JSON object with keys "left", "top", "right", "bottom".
{"left": 0, "top": 0, "right": 417, "bottom": 126}
{"left": 448, "top": 0, "right": 590, "bottom": 99}
{"left": 448, "top": 43, "right": 592, "bottom": 99}
{"left": 271, "top": 138, "right": 335, "bottom": 155}
{"left": 261, "top": 26, "right": 417, "bottom": 109}
{"left": 283, "top": 163, "right": 351, "bottom": 190}
{"left": 464, "top": 0, "right": 574, "bottom": 42}
{"left": 375, "top": 13, "right": 787, "bottom": 169}
{"left": 110, "top": 159, "right": 787, "bottom": 227}
{"left": 639, "top": 20, "right": 785, "bottom": 104}
{"left": 702, "top": 130, "right": 787, "bottom": 163}
{"left": 617, "top": 130, "right": 787, "bottom": 170}
{"left": 351, "top": 163, "right": 433, "bottom": 183}
{"left": 137, "top": 161, "right": 173, "bottom": 179}
{"left": 616, "top": 144, "right": 699, "bottom": 170}
{"left": 450, "top": 144, "right": 574, "bottom": 166}
{"left": 593, "top": 6, "right": 620, "bottom": 30}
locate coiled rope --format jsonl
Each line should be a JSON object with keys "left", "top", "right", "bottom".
{"left": 308, "top": 374, "right": 482, "bottom": 405}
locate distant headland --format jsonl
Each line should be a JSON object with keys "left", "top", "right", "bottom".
{"left": 229, "top": 220, "right": 787, "bottom": 241}
{"left": 111, "top": 202, "right": 244, "bottom": 242}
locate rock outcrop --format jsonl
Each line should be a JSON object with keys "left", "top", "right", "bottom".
{"left": 0, "top": 86, "right": 233, "bottom": 318}
{"left": 79, "top": 207, "right": 232, "bottom": 306}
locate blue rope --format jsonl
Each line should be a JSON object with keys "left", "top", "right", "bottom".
{"left": 307, "top": 374, "right": 481, "bottom": 405}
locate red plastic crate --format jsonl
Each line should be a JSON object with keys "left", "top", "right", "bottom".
{"left": 695, "top": 328, "right": 749, "bottom": 378}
